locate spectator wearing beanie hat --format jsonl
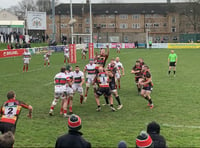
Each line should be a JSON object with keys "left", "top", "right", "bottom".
{"left": 55, "top": 114, "right": 91, "bottom": 148}
{"left": 147, "top": 121, "right": 167, "bottom": 148}
{"left": 136, "top": 131, "right": 154, "bottom": 148}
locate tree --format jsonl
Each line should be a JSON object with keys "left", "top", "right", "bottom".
{"left": 36, "top": 0, "right": 51, "bottom": 12}
{"left": 184, "top": 0, "right": 200, "bottom": 32}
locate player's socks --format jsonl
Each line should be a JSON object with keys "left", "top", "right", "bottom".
{"left": 23, "top": 65, "right": 25, "bottom": 72}
{"left": 64, "top": 59, "right": 66, "bottom": 63}
{"left": 173, "top": 71, "right": 176, "bottom": 74}
{"left": 69, "top": 106, "right": 73, "bottom": 113}
{"left": 104, "top": 96, "right": 109, "bottom": 105}
{"left": 48, "top": 62, "right": 50, "bottom": 66}
{"left": 144, "top": 96, "right": 149, "bottom": 101}
{"left": 50, "top": 106, "right": 54, "bottom": 111}
{"left": 115, "top": 96, "right": 121, "bottom": 105}
{"left": 138, "top": 88, "right": 141, "bottom": 93}
{"left": 60, "top": 108, "right": 63, "bottom": 114}
{"left": 26, "top": 65, "right": 28, "bottom": 72}
{"left": 44, "top": 62, "right": 46, "bottom": 66}
{"left": 80, "top": 96, "right": 83, "bottom": 103}
{"left": 168, "top": 71, "right": 171, "bottom": 74}
{"left": 148, "top": 98, "right": 153, "bottom": 104}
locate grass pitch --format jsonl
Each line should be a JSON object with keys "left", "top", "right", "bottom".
{"left": 0, "top": 48, "right": 200, "bottom": 147}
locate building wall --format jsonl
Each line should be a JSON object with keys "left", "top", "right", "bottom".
{"left": 46, "top": 10, "right": 198, "bottom": 43}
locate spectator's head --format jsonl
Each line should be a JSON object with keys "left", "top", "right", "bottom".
{"left": 118, "top": 140, "right": 127, "bottom": 148}
{"left": 7, "top": 91, "right": 16, "bottom": 100}
{"left": 0, "top": 131, "right": 15, "bottom": 148}
{"left": 68, "top": 114, "right": 82, "bottom": 131}
{"left": 136, "top": 131, "right": 153, "bottom": 148}
{"left": 147, "top": 121, "right": 160, "bottom": 134}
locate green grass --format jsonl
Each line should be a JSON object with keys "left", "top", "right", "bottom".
{"left": 0, "top": 48, "right": 200, "bottom": 147}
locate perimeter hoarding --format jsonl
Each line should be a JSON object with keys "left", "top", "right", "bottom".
{"left": 168, "top": 43, "right": 200, "bottom": 49}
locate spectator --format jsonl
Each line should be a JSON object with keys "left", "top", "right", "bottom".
{"left": 118, "top": 141, "right": 127, "bottom": 148}
{"left": 55, "top": 114, "right": 91, "bottom": 148}
{"left": 136, "top": 131, "right": 154, "bottom": 148}
{"left": 0, "top": 131, "right": 15, "bottom": 148}
{"left": 147, "top": 121, "right": 167, "bottom": 148}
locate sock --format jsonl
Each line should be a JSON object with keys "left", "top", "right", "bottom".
{"left": 23, "top": 65, "right": 25, "bottom": 71}
{"left": 168, "top": 71, "right": 171, "bottom": 74}
{"left": 115, "top": 96, "right": 121, "bottom": 105}
{"left": 69, "top": 106, "right": 72, "bottom": 113}
{"left": 63, "top": 109, "right": 67, "bottom": 114}
{"left": 104, "top": 96, "right": 109, "bottom": 104}
{"left": 64, "top": 59, "right": 66, "bottom": 63}
{"left": 26, "top": 65, "right": 28, "bottom": 72}
{"left": 44, "top": 62, "right": 46, "bottom": 66}
{"left": 80, "top": 96, "right": 83, "bottom": 104}
{"left": 138, "top": 87, "right": 141, "bottom": 93}
{"left": 48, "top": 62, "right": 50, "bottom": 66}
{"left": 144, "top": 96, "right": 149, "bottom": 101}
{"left": 60, "top": 108, "right": 63, "bottom": 113}
{"left": 174, "top": 71, "right": 176, "bottom": 74}
{"left": 148, "top": 98, "right": 153, "bottom": 104}
{"left": 85, "top": 94, "right": 87, "bottom": 97}
{"left": 50, "top": 106, "right": 54, "bottom": 110}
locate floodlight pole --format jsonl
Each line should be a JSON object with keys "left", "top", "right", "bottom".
{"left": 52, "top": 0, "right": 56, "bottom": 41}
{"left": 70, "top": 0, "right": 74, "bottom": 44}
{"left": 89, "top": 0, "right": 93, "bottom": 43}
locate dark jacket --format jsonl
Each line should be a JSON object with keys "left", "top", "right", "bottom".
{"left": 149, "top": 133, "right": 167, "bottom": 148}
{"left": 55, "top": 130, "right": 91, "bottom": 148}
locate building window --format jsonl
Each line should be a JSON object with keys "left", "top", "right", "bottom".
{"left": 171, "top": 26, "right": 176, "bottom": 32}
{"left": 79, "top": 24, "right": 82, "bottom": 28}
{"left": 108, "top": 23, "right": 115, "bottom": 28}
{"left": 132, "top": 23, "right": 140, "bottom": 29}
{"left": 61, "top": 15, "right": 67, "bottom": 19}
{"left": 120, "top": 23, "right": 128, "bottom": 29}
{"left": 49, "top": 15, "right": 52, "bottom": 20}
{"left": 108, "top": 15, "right": 115, "bottom": 19}
{"left": 119, "top": 15, "right": 128, "bottom": 19}
{"left": 145, "top": 23, "right": 153, "bottom": 28}
{"left": 153, "top": 23, "right": 159, "bottom": 27}
{"left": 172, "top": 16, "right": 176, "bottom": 23}
{"left": 93, "top": 24, "right": 97, "bottom": 28}
{"left": 85, "top": 18, "right": 90, "bottom": 24}
{"left": 85, "top": 27, "right": 90, "bottom": 33}
{"left": 163, "top": 23, "right": 167, "bottom": 27}
{"left": 101, "top": 24, "right": 106, "bottom": 28}
{"left": 145, "top": 14, "right": 152, "bottom": 18}
{"left": 100, "top": 15, "right": 106, "bottom": 19}
{"left": 173, "top": 36, "right": 178, "bottom": 40}
{"left": 61, "top": 24, "right": 67, "bottom": 28}
{"left": 132, "top": 14, "right": 140, "bottom": 19}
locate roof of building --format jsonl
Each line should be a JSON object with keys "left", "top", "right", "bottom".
{"left": 47, "top": 3, "right": 191, "bottom": 15}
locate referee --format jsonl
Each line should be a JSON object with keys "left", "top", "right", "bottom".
{"left": 168, "top": 50, "right": 178, "bottom": 76}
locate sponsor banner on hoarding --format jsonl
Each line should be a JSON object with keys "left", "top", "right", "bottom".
{"left": 69, "top": 44, "right": 76, "bottom": 63}
{"left": 111, "top": 43, "right": 122, "bottom": 48}
{"left": 124, "top": 43, "right": 135, "bottom": 48}
{"left": 168, "top": 43, "right": 200, "bottom": 49}
{"left": 152, "top": 43, "right": 168, "bottom": 48}
{"left": 89, "top": 43, "right": 94, "bottom": 59}
{"left": 27, "top": 11, "right": 46, "bottom": 30}
{"left": 0, "top": 49, "right": 25, "bottom": 58}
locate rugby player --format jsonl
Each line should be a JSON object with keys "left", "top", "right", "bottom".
{"left": 0, "top": 91, "right": 32, "bottom": 134}
{"left": 22, "top": 49, "right": 31, "bottom": 72}
{"left": 44, "top": 51, "right": 51, "bottom": 67}
{"left": 72, "top": 66, "right": 85, "bottom": 104}
{"left": 168, "top": 50, "right": 178, "bottom": 77}
{"left": 139, "top": 65, "right": 154, "bottom": 109}
{"left": 63, "top": 45, "right": 69, "bottom": 64}
{"left": 115, "top": 57, "right": 125, "bottom": 89}
{"left": 83, "top": 58, "right": 96, "bottom": 102}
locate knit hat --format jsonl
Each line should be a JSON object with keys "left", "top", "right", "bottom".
{"left": 136, "top": 131, "right": 153, "bottom": 148}
{"left": 118, "top": 141, "right": 127, "bottom": 148}
{"left": 147, "top": 121, "right": 160, "bottom": 134}
{"left": 68, "top": 114, "right": 82, "bottom": 131}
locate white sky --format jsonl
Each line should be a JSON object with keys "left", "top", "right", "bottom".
{"left": 0, "top": 0, "right": 189, "bottom": 9}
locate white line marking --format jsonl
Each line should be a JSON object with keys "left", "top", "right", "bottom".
{"left": 44, "top": 82, "right": 54, "bottom": 86}
{"left": 162, "top": 123, "right": 200, "bottom": 129}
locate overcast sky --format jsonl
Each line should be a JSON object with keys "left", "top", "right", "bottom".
{"left": 0, "top": 0, "right": 189, "bottom": 9}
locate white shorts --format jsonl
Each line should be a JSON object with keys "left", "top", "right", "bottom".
{"left": 64, "top": 54, "right": 69, "bottom": 58}
{"left": 63, "top": 86, "right": 73, "bottom": 97}
{"left": 117, "top": 47, "right": 120, "bottom": 51}
{"left": 24, "top": 59, "right": 30, "bottom": 64}
{"left": 115, "top": 73, "right": 121, "bottom": 79}
{"left": 72, "top": 84, "right": 83, "bottom": 95}
{"left": 86, "top": 76, "right": 95, "bottom": 87}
